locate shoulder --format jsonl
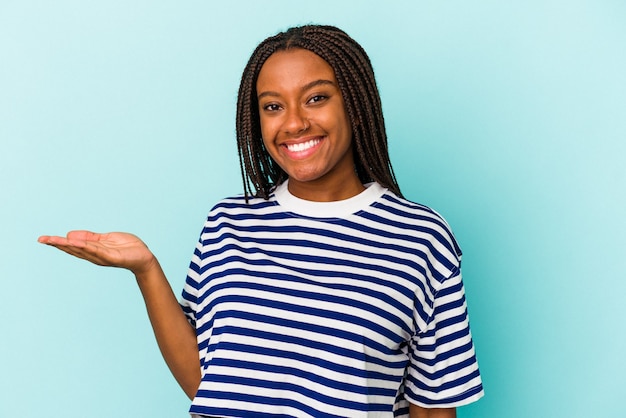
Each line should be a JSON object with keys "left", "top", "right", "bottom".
{"left": 369, "top": 190, "right": 462, "bottom": 260}
{"left": 376, "top": 190, "right": 450, "bottom": 226}
{"left": 206, "top": 193, "right": 279, "bottom": 218}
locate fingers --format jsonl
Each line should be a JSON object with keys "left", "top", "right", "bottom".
{"left": 38, "top": 233, "right": 117, "bottom": 266}
{"left": 37, "top": 235, "right": 52, "bottom": 244}
{"left": 37, "top": 232, "right": 96, "bottom": 259}
{"left": 38, "top": 230, "right": 102, "bottom": 246}
{"left": 38, "top": 235, "right": 70, "bottom": 246}
{"left": 50, "top": 243, "right": 106, "bottom": 265}
{"left": 38, "top": 234, "right": 85, "bottom": 248}
{"left": 38, "top": 230, "right": 149, "bottom": 270}
{"left": 66, "top": 230, "right": 103, "bottom": 242}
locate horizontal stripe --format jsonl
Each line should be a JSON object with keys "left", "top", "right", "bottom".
{"left": 181, "top": 182, "right": 483, "bottom": 416}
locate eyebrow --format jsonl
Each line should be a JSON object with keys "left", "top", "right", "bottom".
{"left": 257, "top": 79, "right": 336, "bottom": 101}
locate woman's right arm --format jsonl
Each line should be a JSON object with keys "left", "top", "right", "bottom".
{"left": 134, "top": 257, "right": 200, "bottom": 399}
{"left": 38, "top": 230, "right": 201, "bottom": 399}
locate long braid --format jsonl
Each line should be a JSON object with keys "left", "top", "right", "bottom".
{"left": 236, "top": 25, "right": 403, "bottom": 201}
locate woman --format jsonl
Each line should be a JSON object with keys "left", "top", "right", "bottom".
{"left": 39, "top": 25, "right": 483, "bottom": 418}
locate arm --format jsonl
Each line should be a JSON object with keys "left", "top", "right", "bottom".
{"left": 38, "top": 230, "right": 201, "bottom": 399}
{"left": 134, "top": 257, "right": 201, "bottom": 399}
{"left": 409, "top": 404, "right": 456, "bottom": 418}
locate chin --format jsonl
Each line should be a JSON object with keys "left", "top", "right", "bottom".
{"left": 282, "top": 167, "right": 322, "bottom": 182}
{"left": 286, "top": 172, "right": 326, "bottom": 184}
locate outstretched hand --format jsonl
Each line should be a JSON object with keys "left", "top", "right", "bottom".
{"left": 38, "top": 230, "right": 157, "bottom": 276}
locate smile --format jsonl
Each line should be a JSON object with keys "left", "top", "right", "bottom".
{"left": 285, "top": 138, "right": 321, "bottom": 153}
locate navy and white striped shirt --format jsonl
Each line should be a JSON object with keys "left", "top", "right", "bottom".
{"left": 181, "top": 181, "right": 483, "bottom": 417}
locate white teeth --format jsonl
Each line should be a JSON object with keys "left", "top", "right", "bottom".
{"left": 286, "top": 138, "right": 320, "bottom": 152}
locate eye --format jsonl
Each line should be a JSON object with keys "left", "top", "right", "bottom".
{"left": 307, "top": 95, "right": 328, "bottom": 104}
{"left": 262, "top": 103, "right": 282, "bottom": 112}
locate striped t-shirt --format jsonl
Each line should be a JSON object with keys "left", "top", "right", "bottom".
{"left": 180, "top": 181, "right": 483, "bottom": 417}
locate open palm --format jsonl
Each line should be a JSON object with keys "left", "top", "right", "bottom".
{"left": 38, "top": 230, "right": 156, "bottom": 275}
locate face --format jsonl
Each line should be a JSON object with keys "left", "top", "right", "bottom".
{"left": 256, "top": 48, "right": 361, "bottom": 200}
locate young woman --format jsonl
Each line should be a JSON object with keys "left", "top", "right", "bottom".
{"left": 39, "top": 25, "right": 483, "bottom": 418}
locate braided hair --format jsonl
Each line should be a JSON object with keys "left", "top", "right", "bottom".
{"left": 236, "top": 24, "right": 402, "bottom": 200}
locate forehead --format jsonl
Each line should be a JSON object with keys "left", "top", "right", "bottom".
{"left": 256, "top": 48, "right": 337, "bottom": 90}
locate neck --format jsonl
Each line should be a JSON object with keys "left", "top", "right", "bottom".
{"left": 286, "top": 175, "right": 365, "bottom": 202}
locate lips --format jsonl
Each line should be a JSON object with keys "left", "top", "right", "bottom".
{"left": 285, "top": 138, "right": 321, "bottom": 152}
{"left": 281, "top": 136, "right": 324, "bottom": 159}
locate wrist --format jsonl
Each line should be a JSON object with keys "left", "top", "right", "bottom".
{"left": 133, "top": 254, "right": 161, "bottom": 280}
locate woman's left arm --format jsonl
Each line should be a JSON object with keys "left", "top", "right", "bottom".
{"left": 409, "top": 404, "right": 456, "bottom": 418}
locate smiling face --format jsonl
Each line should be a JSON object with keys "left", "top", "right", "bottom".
{"left": 256, "top": 48, "right": 364, "bottom": 201}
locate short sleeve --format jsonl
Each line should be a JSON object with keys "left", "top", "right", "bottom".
{"left": 179, "top": 231, "right": 205, "bottom": 328}
{"left": 404, "top": 269, "right": 484, "bottom": 407}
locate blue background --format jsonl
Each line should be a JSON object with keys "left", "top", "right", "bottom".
{"left": 1, "top": 1, "right": 625, "bottom": 417}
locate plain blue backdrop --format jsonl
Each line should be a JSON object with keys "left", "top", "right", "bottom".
{"left": 1, "top": 1, "right": 625, "bottom": 417}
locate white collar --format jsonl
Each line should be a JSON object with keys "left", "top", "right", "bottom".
{"left": 273, "top": 180, "right": 386, "bottom": 219}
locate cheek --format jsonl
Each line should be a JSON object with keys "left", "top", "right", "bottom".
{"left": 260, "top": 135, "right": 272, "bottom": 153}
{"left": 260, "top": 135, "right": 280, "bottom": 162}
{"left": 325, "top": 103, "right": 352, "bottom": 139}
{"left": 335, "top": 112, "right": 353, "bottom": 144}
{"left": 259, "top": 115, "right": 277, "bottom": 141}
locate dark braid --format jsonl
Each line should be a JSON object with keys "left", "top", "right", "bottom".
{"left": 236, "top": 25, "right": 402, "bottom": 200}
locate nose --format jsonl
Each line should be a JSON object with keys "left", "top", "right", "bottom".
{"left": 283, "top": 106, "right": 309, "bottom": 135}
